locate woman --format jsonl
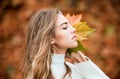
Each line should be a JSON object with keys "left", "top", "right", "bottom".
{"left": 22, "top": 8, "right": 110, "bottom": 79}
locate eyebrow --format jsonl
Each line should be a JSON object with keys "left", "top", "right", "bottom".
{"left": 60, "top": 22, "right": 68, "bottom": 26}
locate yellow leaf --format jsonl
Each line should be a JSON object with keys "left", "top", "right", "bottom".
{"left": 73, "top": 22, "right": 95, "bottom": 41}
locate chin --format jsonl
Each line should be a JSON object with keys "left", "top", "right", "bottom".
{"left": 74, "top": 42, "right": 78, "bottom": 47}
{"left": 70, "top": 42, "right": 78, "bottom": 48}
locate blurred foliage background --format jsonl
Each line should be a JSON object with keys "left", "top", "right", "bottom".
{"left": 0, "top": 0, "right": 120, "bottom": 79}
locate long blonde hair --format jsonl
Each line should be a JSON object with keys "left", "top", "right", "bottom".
{"left": 22, "top": 8, "right": 71, "bottom": 79}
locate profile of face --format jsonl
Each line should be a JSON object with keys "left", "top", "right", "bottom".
{"left": 51, "top": 13, "right": 78, "bottom": 51}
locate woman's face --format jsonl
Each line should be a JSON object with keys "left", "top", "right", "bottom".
{"left": 52, "top": 13, "right": 78, "bottom": 51}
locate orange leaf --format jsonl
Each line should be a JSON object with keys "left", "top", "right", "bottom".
{"left": 66, "top": 13, "right": 82, "bottom": 25}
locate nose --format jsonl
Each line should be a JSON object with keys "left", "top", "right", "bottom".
{"left": 70, "top": 25, "right": 76, "bottom": 33}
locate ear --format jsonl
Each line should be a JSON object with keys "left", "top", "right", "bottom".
{"left": 51, "top": 38, "right": 55, "bottom": 44}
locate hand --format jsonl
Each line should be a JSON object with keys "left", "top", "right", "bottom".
{"left": 65, "top": 51, "right": 87, "bottom": 64}
{"left": 71, "top": 51, "right": 87, "bottom": 63}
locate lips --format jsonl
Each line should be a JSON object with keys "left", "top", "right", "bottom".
{"left": 72, "top": 35, "right": 77, "bottom": 40}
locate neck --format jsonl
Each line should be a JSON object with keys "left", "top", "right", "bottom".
{"left": 52, "top": 46, "right": 67, "bottom": 54}
{"left": 54, "top": 50, "right": 66, "bottom": 54}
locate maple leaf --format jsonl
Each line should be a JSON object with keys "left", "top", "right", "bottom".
{"left": 73, "top": 22, "right": 95, "bottom": 41}
{"left": 66, "top": 14, "right": 95, "bottom": 53}
{"left": 66, "top": 13, "right": 82, "bottom": 25}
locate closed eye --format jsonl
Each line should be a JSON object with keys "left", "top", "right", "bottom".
{"left": 60, "top": 22, "right": 69, "bottom": 30}
{"left": 62, "top": 24, "right": 68, "bottom": 30}
{"left": 62, "top": 26, "right": 68, "bottom": 29}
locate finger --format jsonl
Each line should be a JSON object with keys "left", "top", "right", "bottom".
{"left": 78, "top": 51, "right": 87, "bottom": 61}
{"left": 65, "top": 58, "right": 74, "bottom": 64}
{"left": 71, "top": 52, "right": 83, "bottom": 62}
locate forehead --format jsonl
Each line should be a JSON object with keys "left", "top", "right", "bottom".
{"left": 56, "top": 13, "right": 69, "bottom": 26}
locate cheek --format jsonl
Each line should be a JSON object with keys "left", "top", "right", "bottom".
{"left": 55, "top": 32, "right": 68, "bottom": 44}
{"left": 54, "top": 32, "right": 78, "bottom": 48}
{"left": 54, "top": 31, "right": 69, "bottom": 48}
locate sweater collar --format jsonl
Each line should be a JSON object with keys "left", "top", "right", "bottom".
{"left": 52, "top": 54, "right": 65, "bottom": 64}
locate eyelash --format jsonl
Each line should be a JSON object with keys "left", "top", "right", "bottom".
{"left": 63, "top": 27, "right": 68, "bottom": 30}
{"left": 62, "top": 25, "right": 68, "bottom": 30}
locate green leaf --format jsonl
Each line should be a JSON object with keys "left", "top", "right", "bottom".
{"left": 67, "top": 41, "right": 87, "bottom": 54}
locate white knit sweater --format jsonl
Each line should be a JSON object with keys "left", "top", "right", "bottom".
{"left": 51, "top": 54, "right": 110, "bottom": 79}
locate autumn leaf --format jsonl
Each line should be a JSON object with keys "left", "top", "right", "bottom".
{"left": 66, "top": 14, "right": 95, "bottom": 53}
{"left": 73, "top": 22, "right": 95, "bottom": 41}
{"left": 66, "top": 13, "right": 82, "bottom": 25}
